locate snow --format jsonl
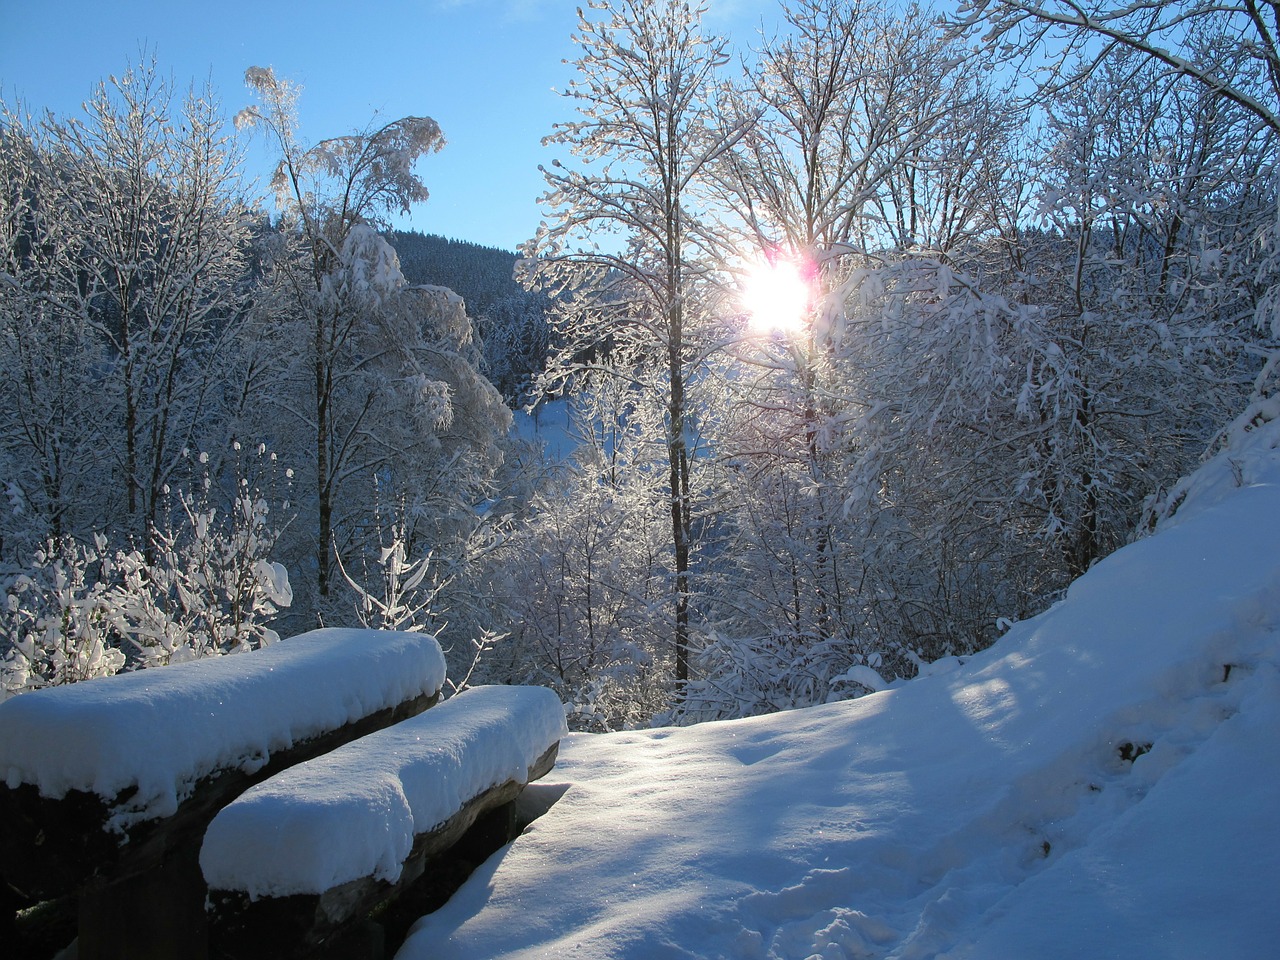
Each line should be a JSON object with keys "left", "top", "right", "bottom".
{"left": 396, "top": 414, "right": 1280, "bottom": 959}
{"left": 510, "top": 397, "right": 579, "bottom": 463}
{"left": 200, "top": 684, "right": 568, "bottom": 898}
{"left": 252, "top": 558, "right": 293, "bottom": 608}
{"left": 0, "top": 628, "right": 446, "bottom": 830}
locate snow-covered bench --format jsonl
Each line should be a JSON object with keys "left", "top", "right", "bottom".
{"left": 0, "top": 628, "right": 447, "bottom": 957}
{"left": 201, "top": 684, "right": 568, "bottom": 959}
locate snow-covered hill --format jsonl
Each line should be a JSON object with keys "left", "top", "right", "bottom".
{"left": 397, "top": 406, "right": 1280, "bottom": 960}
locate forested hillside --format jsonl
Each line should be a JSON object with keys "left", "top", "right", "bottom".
{"left": 387, "top": 231, "right": 551, "bottom": 405}
{"left": 387, "top": 231, "right": 518, "bottom": 318}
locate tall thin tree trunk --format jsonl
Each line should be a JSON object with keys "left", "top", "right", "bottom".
{"left": 316, "top": 313, "right": 331, "bottom": 599}
{"left": 668, "top": 304, "right": 691, "bottom": 690}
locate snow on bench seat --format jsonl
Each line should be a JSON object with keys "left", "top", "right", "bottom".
{"left": 202, "top": 684, "right": 567, "bottom": 898}
{"left": 201, "top": 684, "right": 567, "bottom": 957}
{"left": 0, "top": 628, "right": 446, "bottom": 898}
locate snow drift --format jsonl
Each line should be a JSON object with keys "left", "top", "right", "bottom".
{"left": 396, "top": 408, "right": 1280, "bottom": 959}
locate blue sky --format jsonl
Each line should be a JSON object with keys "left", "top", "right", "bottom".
{"left": 3, "top": 0, "right": 780, "bottom": 252}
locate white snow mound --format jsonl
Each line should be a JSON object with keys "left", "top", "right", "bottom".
{"left": 200, "top": 684, "right": 568, "bottom": 898}
{"left": 0, "top": 628, "right": 446, "bottom": 828}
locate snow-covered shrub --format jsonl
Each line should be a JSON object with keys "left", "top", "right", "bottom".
{"left": 0, "top": 446, "right": 294, "bottom": 696}
{"left": 1141, "top": 360, "right": 1280, "bottom": 534}
{"left": 112, "top": 476, "right": 293, "bottom": 667}
{"left": 669, "top": 631, "right": 888, "bottom": 725}
{"left": 335, "top": 526, "right": 444, "bottom": 635}
{"left": 333, "top": 509, "right": 511, "bottom": 698}
{"left": 0, "top": 537, "right": 124, "bottom": 700}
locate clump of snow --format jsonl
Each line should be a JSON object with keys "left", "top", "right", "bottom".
{"left": 0, "top": 629, "right": 446, "bottom": 830}
{"left": 252, "top": 559, "right": 293, "bottom": 609}
{"left": 200, "top": 684, "right": 567, "bottom": 899}
{"left": 828, "top": 663, "right": 887, "bottom": 694}
{"left": 396, "top": 415, "right": 1280, "bottom": 959}
{"left": 334, "top": 223, "right": 405, "bottom": 304}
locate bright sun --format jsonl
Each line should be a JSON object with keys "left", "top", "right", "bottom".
{"left": 742, "top": 257, "right": 811, "bottom": 333}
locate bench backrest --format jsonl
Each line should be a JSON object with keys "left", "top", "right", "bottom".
{"left": 0, "top": 628, "right": 446, "bottom": 898}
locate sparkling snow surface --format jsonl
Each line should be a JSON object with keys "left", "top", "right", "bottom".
{"left": 200, "top": 684, "right": 568, "bottom": 897}
{"left": 0, "top": 629, "right": 446, "bottom": 828}
{"left": 398, "top": 418, "right": 1280, "bottom": 959}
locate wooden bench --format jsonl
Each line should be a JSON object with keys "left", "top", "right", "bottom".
{"left": 0, "top": 628, "right": 448, "bottom": 959}
{"left": 201, "top": 684, "right": 567, "bottom": 959}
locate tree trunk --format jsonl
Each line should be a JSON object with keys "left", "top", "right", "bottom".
{"left": 316, "top": 312, "right": 332, "bottom": 599}
{"left": 667, "top": 312, "right": 691, "bottom": 691}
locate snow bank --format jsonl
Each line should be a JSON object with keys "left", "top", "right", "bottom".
{"left": 947, "top": 663, "right": 1280, "bottom": 959}
{"left": 200, "top": 684, "right": 568, "bottom": 899}
{"left": 1145, "top": 392, "right": 1280, "bottom": 531}
{"left": 0, "top": 629, "right": 446, "bottom": 828}
{"left": 396, "top": 427, "right": 1280, "bottom": 957}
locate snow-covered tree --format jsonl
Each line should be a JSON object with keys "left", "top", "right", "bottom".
{"left": 236, "top": 66, "right": 445, "bottom": 603}
{"left": 1015, "top": 53, "right": 1271, "bottom": 575}
{"left": 236, "top": 67, "right": 510, "bottom": 629}
{"left": 527, "top": 0, "right": 748, "bottom": 692}
{"left": 0, "top": 106, "right": 109, "bottom": 550}
{"left": 693, "top": 4, "right": 1025, "bottom": 687}
{"left": 489, "top": 378, "right": 672, "bottom": 729}
{"left": 955, "top": 0, "right": 1280, "bottom": 334}
{"left": 0, "top": 61, "right": 253, "bottom": 547}
{"left": 684, "top": 4, "right": 1273, "bottom": 718}
{"left": 955, "top": 0, "right": 1280, "bottom": 135}
{"left": 715, "top": 0, "right": 998, "bottom": 255}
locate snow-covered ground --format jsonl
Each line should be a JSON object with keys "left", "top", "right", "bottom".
{"left": 398, "top": 408, "right": 1280, "bottom": 960}
{"left": 510, "top": 397, "right": 581, "bottom": 464}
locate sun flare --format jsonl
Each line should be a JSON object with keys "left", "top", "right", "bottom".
{"left": 742, "top": 257, "right": 811, "bottom": 333}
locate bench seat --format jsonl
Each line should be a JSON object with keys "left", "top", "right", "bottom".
{"left": 201, "top": 684, "right": 567, "bottom": 957}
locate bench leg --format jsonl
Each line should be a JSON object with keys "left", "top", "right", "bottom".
{"left": 78, "top": 847, "right": 207, "bottom": 960}
{"left": 1, "top": 875, "right": 19, "bottom": 944}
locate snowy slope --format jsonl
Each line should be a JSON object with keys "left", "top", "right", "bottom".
{"left": 398, "top": 412, "right": 1280, "bottom": 960}
{"left": 510, "top": 397, "right": 580, "bottom": 464}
